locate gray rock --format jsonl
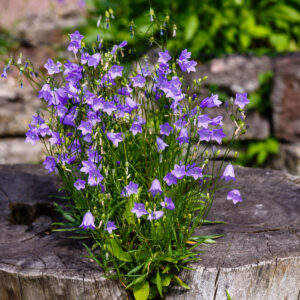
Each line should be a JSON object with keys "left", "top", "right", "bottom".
{"left": 0, "top": 138, "right": 44, "bottom": 164}
{"left": 0, "top": 0, "right": 85, "bottom": 47}
{"left": 190, "top": 55, "right": 273, "bottom": 94}
{"left": 271, "top": 55, "right": 300, "bottom": 142}
{"left": 0, "top": 77, "right": 44, "bottom": 136}
{"left": 0, "top": 164, "right": 299, "bottom": 299}
{"left": 271, "top": 143, "right": 300, "bottom": 175}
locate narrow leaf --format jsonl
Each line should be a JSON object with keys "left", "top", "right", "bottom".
{"left": 156, "top": 271, "right": 163, "bottom": 297}
{"left": 173, "top": 275, "right": 190, "bottom": 289}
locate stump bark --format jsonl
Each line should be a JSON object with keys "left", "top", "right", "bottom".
{"left": 0, "top": 164, "right": 299, "bottom": 300}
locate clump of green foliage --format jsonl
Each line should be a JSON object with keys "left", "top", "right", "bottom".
{"left": 83, "top": 0, "right": 300, "bottom": 58}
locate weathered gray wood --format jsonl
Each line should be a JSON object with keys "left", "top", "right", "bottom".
{"left": 0, "top": 164, "right": 299, "bottom": 300}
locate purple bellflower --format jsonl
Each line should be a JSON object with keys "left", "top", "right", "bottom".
{"left": 74, "top": 179, "right": 86, "bottom": 190}
{"left": 200, "top": 94, "right": 222, "bottom": 108}
{"left": 177, "top": 128, "right": 189, "bottom": 145}
{"left": 147, "top": 211, "right": 164, "bottom": 221}
{"left": 210, "top": 116, "right": 223, "bottom": 126}
{"left": 68, "top": 30, "right": 84, "bottom": 54}
{"left": 158, "top": 50, "right": 171, "bottom": 64}
{"left": 198, "top": 128, "right": 212, "bottom": 142}
{"left": 88, "top": 169, "right": 104, "bottom": 186}
{"left": 163, "top": 173, "right": 178, "bottom": 186}
{"left": 49, "top": 131, "right": 63, "bottom": 145}
{"left": 174, "top": 119, "right": 187, "bottom": 130}
{"left": 131, "top": 74, "right": 146, "bottom": 88}
{"left": 221, "top": 164, "right": 236, "bottom": 181}
{"left": 186, "top": 166, "right": 203, "bottom": 180}
{"left": 171, "top": 164, "right": 186, "bottom": 179}
{"left": 102, "top": 101, "right": 116, "bottom": 115}
{"left": 108, "top": 65, "right": 123, "bottom": 79}
{"left": 235, "top": 93, "right": 250, "bottom": 109}
{"left": 157, "top": 137, "right": 169, "bottom": 151}
{"left": 197, "top": 115, "right": 212, "bottom": 128}
{"left": 148, "top": 179, "right": 162, "bottom": 197}
{"left": 79, "top": 211, "right": 96, "bottom": 230}
{"left": 26, "top": 128, "right": 39, "bottom": 145}
{"left": 227, "top": 189, "right": 243, "bottom": 204}
{"left": 44, "top": 59, "right": 62, "bottom": 75}
{"left": 107, "top": 132, "right": 123, "bottom": 147}
{"left": 87, "top": 53, "right": 101, "bottom": 69}
{"left": 211, "top": 128, "right": 226, "bottom": 144}
{"left": 121, "top": 181, "right": 139, "bottom": 197}
{"left": 178, "top": 49, "right": 197, "bottom": 73}
{"left": 106, "top": 221, "right": 117, "bottom": 234}
{"left": 130, "top": 122, "right": 142, "bottom": 136}
{"left": 131, "top": 202, "right": 148, "bottom": 218}
{"left": 78, "top": 121, "right": 93, "bottom": 135}
{"left": 160, "top": 122, "right": 173, "bottom": 136}
{"left": 43, "top": 156, "right": 56, "bottom": 173}
{"left": 160, "top": 197, "right": 175, "bottom": 210}
{"left": 126, "top": 97, "right": 140, "bottom": 111}
{"left": 80, "top": 160, "right": 96, "bottom": 174}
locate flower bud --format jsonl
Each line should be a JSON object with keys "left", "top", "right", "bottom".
{"left": 238, "top": 120, "right": 245, "bottom": 129}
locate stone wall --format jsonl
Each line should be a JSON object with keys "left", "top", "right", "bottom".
{"left": 189, "top": 54, "right": 300, "bottom": 175}
{"left": 0, "top": 2, "right": 299, "bottom": 174}
{"left": 0, "top": 0, "right": 85, "bottom": 164}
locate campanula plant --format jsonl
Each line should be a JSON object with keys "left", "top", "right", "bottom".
{"left": 3, "top": 12, "right": 248, "bottom": 299}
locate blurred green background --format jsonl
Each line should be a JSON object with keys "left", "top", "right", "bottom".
{"left": 82, "top": 0, "right": 300, "bottom": 58}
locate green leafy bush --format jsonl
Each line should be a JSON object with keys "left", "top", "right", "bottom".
{"left": 83, "top": 0, "right": 300, "bottom": 58}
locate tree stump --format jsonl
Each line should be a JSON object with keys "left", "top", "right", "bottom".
{"left": 0, "top": 164, "right": 299, "bottom": 300}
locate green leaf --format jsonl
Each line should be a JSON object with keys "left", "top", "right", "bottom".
{"left": 161, "top": 274, "right": 173, "bottom": 287}
{"left": 201, "top": 219, "right": 226, "bottom": 225}
{"left": 107, "top": 239, "right": 132, "bottom": 262}
{"left": 240, "top": 33, "right": 251, "bottom": 49}
{"left": 173, "top": 275, "right": 190, "bottom": 289}
{"left": 82, "top": 243, "right": 101, "bottom": 266}
{"left": 124, "top": 196, "right": 135, "bottom": 225}
{"left": 51, "top": 228, "right": 78, "bottom": 232}
{"left": 184, "top": 14, "right": 199, "bottom": 41}
{"left": 249, "top": 25, "right": 270, "bottom": 38}
{"left": 270, "top": 34, "right": 289, "bottom": 52}
{"left": 133, "top": 280, "right": 149, "bottom": 300}
{"left": 126, "top": 275, "right": 147, "bottom": 289}
{"left": 267, "top": 5, "right": 300, "bottom": 22}
{"left": 226, "top": 289, "right": 232, "bottom": 300}
{"left": 54, "top": 203, "right": 76, "bottom": 222}
{"left": 68, "top": 235, "right": 91, "bottom": 239}
{"left": 257, "top": 150, "right": 268, "bottom": 165}
{"left": 156, "top": 271, "right": 163, "bottom": 297}
{"left": 127, "top": 263, "right": 145, "bottom": 276}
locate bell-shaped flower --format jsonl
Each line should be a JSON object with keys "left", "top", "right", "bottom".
{"left": 221, "top": 164, "right": 236, "bottom": 181}
{"left": 148, "top": 179, "right": 162, "bottom": 197}
{"left": 160, "top": 197, "right": 175, "bottom": 210}
{"left": 106, "top": 221, "right": 117, "bottom": 234}
{"left": 79, "top": 211, "right": 96, "bottom": 230}
{"left": 157, "top": 137, "right": 169, "bottom": 151}
{"left": 227, "top": 189, "right": 243, "bottom": 204}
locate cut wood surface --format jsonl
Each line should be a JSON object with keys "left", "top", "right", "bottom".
{"left": 0, "top": 164, "right": 299, "bottom": 300}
